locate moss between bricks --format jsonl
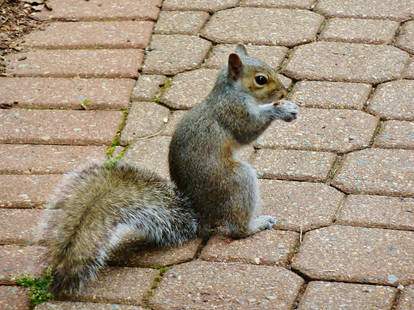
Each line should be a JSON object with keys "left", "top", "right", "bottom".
{"left": 15, "top": 269, "right": 54, "bottom": 307}
{"left": 106, "top": 109, "right": 129, "bottom": 158}
{"left": 153, "top": 78, "right": 172, "bottom": 104}
{"left": 141, "top": 265, "right": 169, "bottom": 308}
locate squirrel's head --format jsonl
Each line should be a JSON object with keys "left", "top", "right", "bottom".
{"left": 227, "top": 45, "right": 287, "bottom": 103}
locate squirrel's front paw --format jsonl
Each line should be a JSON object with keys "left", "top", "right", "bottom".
{"left": 274, "top": 99, "right": 299, "bottom": 122}
{"left": 253, "top": 215, "right": 277, "bottom": 231}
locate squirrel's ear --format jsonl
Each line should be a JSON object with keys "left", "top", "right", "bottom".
{"left": 235, "top": 44, "right": 247, "bottom": 56}
{"left": 228, "top": 53, "right": 243, "bottom": 80}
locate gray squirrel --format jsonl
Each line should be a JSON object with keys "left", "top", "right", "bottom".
{"left": 46, "top": 45, "right": 299, "bottom": 295}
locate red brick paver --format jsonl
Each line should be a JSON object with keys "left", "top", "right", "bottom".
{"left": 337, "top": 195, "right": 414, "bottom": 231}
{"left": 73, "top": 267, "right": 158, "bottom": 305}
{"left": 256, "top": 108, "right": 378, "bottom": 152}
{"left": 0, "top": 77, "right": 134, "bottom": 110}
{"left": 240, "top": 0, "right": 314, "bottom": 9}
{"left": 151, "top": 261, "right": 304, "bottom": 309}
{"left": 0, "top": 245, "right": 47, "bottom": 284}
{"left": 0, "top": 144, "right": 106, "bottom": 174}
{"left": 36, "top": 0, "right": 162, "bottom": 21}
{"left": 397, "top": 285, "right": 414, "bottom": 310}
{"left": 0, "top": 109, "right": 123, "bottom": 145}
{"left": 260, "top": 180, "right": 344, "bottom": 231}
{"left": 315, "top": 0, "right": 413, "bottom": 21}
{"left": 297, "top": 281, "right": 397, "bottom": 310}
{"left": 0, "top": 209, "right": 55, "bottom": 244}
{"left": 252, "top": 149, "right": 336, "bottom": 182}
{"left": 122, "top": 136, "right": 171, "bottom": 180}
{"left": 120, "top": 102, "right": 169, "bottom": 144}
{"left": 284, "top": 42, "right": 409, "bottom": 83}
{"left": 154, "top": 11, "right": 209, "bottom": 35}
{"left": 319, "top": 18, "right": 399, "bottom": 44}
{"left": 0, "top": 175, "right": 63, "bottom": 208}
{"left": 201, "top": 8, "right": 323, "bottom": 46}
{"left": 290, "top": 81, "right": 371, "bottom": 110}
{"left": 24, "top": 21, "right": 154, "bottom": 49}
{"left": 35, "top": 302, "right": 146, "bottom": 310}
{"left": 200, "top": 230, "right": 299, "bottom": 266}
{"left": 6, "top": 50, "right": 143, "bottom": 78}
{"left": 292, "top": 226, "right": 414, "bottom": 286}
{"left": 0, "top": 286, "right": 31, "bottom": 310}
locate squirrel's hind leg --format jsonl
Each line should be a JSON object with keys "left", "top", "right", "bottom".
{"left": 223, "top": 162, "right": 276, "bottom": 239}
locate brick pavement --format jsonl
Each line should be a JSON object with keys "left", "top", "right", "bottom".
{"left": 0, "top": 0, "right": 413, "bottom": 309}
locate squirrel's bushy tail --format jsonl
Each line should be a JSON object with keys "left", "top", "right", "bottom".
{"left": 46, "top": 162, "right": 198, "bottom": 296}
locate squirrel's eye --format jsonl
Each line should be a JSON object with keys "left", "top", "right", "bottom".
{"left": 255, "top": 75, "right": 268, "bottom": 85}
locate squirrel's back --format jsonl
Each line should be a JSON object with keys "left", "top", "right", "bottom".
{"left": 47, "top": 162, "right": 198, "bottom": 295}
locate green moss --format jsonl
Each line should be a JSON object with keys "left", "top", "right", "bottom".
{"left": 106, "top": 109, "right": 129, "bottom": 158}
{"left": 142, "top": 265, "right": 170, "bottom": 307}
{"left": 153, "top": 78, "right": 172, "bottom": 104}
{"left": 15, "top": 269, "right": 54, "bottom": 307}
{"left": 103, "top": 147, "right": 128, "bottom": 169}
{"left": 81, "top": 99, "right": 91, "bottom": 110}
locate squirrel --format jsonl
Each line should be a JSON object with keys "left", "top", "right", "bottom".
{"left": 46, "top": 44, "right": 299, "bottom": 296}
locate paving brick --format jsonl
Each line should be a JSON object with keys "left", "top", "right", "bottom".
{"left": 120, "top": 102, "right": 169, "bottom": 145}
{"left": 367, "top": 80, "right": 414, "bottom": 121}
{"left": 23, "top": 21, "right": 153, "bottom": 49}
{"left": 35, "top": 302, "right": 145, "bottom": 310}
{"left": 36, "top": 0, "right": 161, "bottom": 21}
{"left": 200, "top": 230, "right": 298, "bottom": 266}
{"left": 0, "top": 175, "right": 62, "bottom": 208}
{"left": 256, "top": 108, "right": 378, "bottom": 152}
{"left": 0, "top": 286, "right": 30, "bottom": 310}
{"left": 0, "top": 245, "right": 47, "bottom": 284}
{"left": 162, "top": 0, "right": 239, "bottom": 12}
{"left": 397, "top": 285, "right": 414, "bottom": 310}
{"left": 121, "top": 136, "right": 171, "bottom": 180}
{"left": 315, "top": 0, "right": 414, "bottom": 21}
{"left": 259, "top": 180, "right": 344, "bottom": 231}
{"left": 204, "top": 44, "right": 288, "bottom": 70}
{"left": 110, "top": 238, "right": 202, "bottom": 267}
{"left": 201, "top": 8, "right": 323, "bottom": 47}
{"left": 151, "top": 261, "right": 304, "bottom": 309}
{"left": 292, "top": 225, "right": 414, "bottom": 286}
{"left": 0, "top": 145, "right": 106, "bottom": 174}
{"left": 161, "top": 69, "right": 218, "bottom": 109}
{"left": 143, "top": 35, "right": 211, "bottom": 75}
{"left": 278, "top": 74, "right": 292, "bottom": 89}
{"left": 0, "top": 209, "right": 56, "bottom": 245}
{"left": 319, "top": 18, "right": 399, "bottom": 44}
{"left": 154, "top": 11, "right": 209, "bottom": 35}
{"left": 333, "top": 148, "right": 414, "bottom": 196}
{"left": 297, "top": 281, "right": 397, "bottom": 310}
{"left": 0, "top": 109, "right": 123, "bottom": 145}
{"left": 131, "top": 75, "right": 166, "bottom": 102}
{"left": 161, "top": 111, "right": 186, "bottom": 136}
{"left": 0, "top": 77, "right": 134, "bottom": 110}
{"left": 74, "top": 267, "right": 158, "bottom": 305}
{"left": 284, "top": 42, "right": 409, "bottom": 83}
{"left": 337, "top": 195, "right": 414, "bottom": 231}
{"left": 238, "top": 146, "right": 256, "bottom": 163}
{"left": 374, "top": 120, "right": 414, "bottom": 149}
{"left": 290, "top": 81, "right": 371, "bottom": 110}
{"left": 5, "top": 49, "right": 143, "bottom": 78}
{"left": 405, "top": 58, "right": 414, "bottom": 79}
{"left": 252, "top": 149, "right": 336, "bottom": 182}
{"left": 240, "top": 0, "right": 315, "bottom": 9}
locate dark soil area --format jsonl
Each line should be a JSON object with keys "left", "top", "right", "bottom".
{"left": 0, "top": 0, "right": 47, "bottom": 75}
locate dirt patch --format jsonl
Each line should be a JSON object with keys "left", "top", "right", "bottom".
{"left": 0, "top": 0, "right": 48, "bottom": 75}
